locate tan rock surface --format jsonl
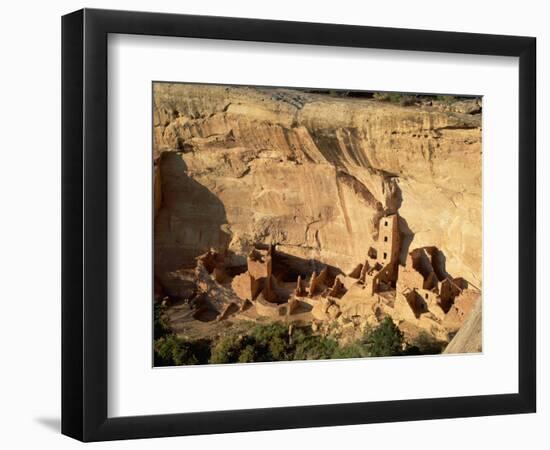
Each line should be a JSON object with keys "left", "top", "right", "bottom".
{"left": 443, "top": 289, "right": 482, "bottom": 332}
{"left": 153, "top": 84, "right": 482, "bottom": 296}
{"left": 444, "top": 298, "right": 482, "bottom": 354}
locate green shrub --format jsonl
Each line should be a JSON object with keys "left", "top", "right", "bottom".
{"left": 250, "top": 322, "right": 288, "bottom": 345}
{"left": 435, "top": 95, "right": 455, "bottom": 104}
{"left": 238, "top": 345, "right": 257, "bottom": 363}
{"left": 332, "top": 342, "right": 367, "bottom": 359}
{"left": 373, "top": 92, "right": 415, "bottom": 106}
{"left": 209, "top": 333, "right": 246, "bottom": 364}
{"left": 250, "top": 322, "right": 291, "bottom": 361}
{"left": 154, "top": 335, "right": 211, "bottom": 366}
{"left": 398, "top": 95, "right": 415, "bottom": 106}
{"left": 363, "top": 317, "right": 404, "bottom": 357}
{"left": 293, "top": 335, "right": 339, "bottom": 361}
{"left": 210, "top": 322, "right": 341, "bottom": 363}
{"left": 373, "top": 92, "right": 391, "bottom": 102}
{"left": 154, "top": 318, "right": 447, "bottom": 366}
{"left": 154, "top": 302, "right": 171, "bottom": 340}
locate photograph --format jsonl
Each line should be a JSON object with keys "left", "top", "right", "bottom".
{"left": 152, "top": 83, "right": 483, "bottom": 366}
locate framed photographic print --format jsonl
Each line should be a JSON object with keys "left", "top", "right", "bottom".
{"left": 62, "top": 8, "right": 536, "bottom": 442}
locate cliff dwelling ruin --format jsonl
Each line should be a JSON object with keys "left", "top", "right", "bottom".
{"left": 153, "top": 83, "right": 483, "bottom": 360}
{"left": 157, "top": 213, "right": 480, "bottom": 349}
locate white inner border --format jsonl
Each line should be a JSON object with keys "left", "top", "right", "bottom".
{"left": 108, "top": 34, "right": 519, "bottom": 418}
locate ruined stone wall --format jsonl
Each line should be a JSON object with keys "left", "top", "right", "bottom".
{"left": 410, "top": 248, "right": 435, "bottom": 278}
{"left": 216, "top": 302, "right": 239, "bottom": 321}
{"left": 406, "top": 290, "right": 428, "bottom": 316}
{"left": 393, "top": 291, "right": 418, "bottom": 322}
{"left": 328, "top": 277, "right": 346, "bottom": 298}
{"left": 443, "top": 289, "right": 481, "bottom": 331}
{"left": 247, "top": 252, "right": 272, "bottom": 280}
{"left": 348, "top": 263, "right": 363, "bottom": 279}
{"left": 424, "top": 272, "right": 439, "bottom": 290}
{"left": 231, "top": 272, "right": 262, "bottom": 301}
{"left": 287, "top": 298, "right": 300, "bottom": 315}
{"left": 417, "top": 288, "right": 437, "bottom": 304}
{"left": 439, "top": 277, "right": 462, "bottom": 311}
{"left": 417, "top": 289, "right": 445, "bottom": 321}
{"left": 397, "top": 264, "right": 424, "bottom": 293}
{"left": 255, "top": 295, "right": 286, "bottom": 317}
{"left": 308, "top": 267, "right": 329, "bottom": 297}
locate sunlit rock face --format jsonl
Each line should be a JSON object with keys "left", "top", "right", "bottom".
{"left": 153, "top": 84, "right": 482, "bottom": 297}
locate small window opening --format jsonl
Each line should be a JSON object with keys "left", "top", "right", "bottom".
{"left": 383, "top": 252, "right": 387, "bottom": 260}
{"left": 384, "top": 236, "right": 388, "bottom": 242}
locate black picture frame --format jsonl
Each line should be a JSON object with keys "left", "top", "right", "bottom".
{"left": 61, "top": 8, "right": 536, "bottom": 442}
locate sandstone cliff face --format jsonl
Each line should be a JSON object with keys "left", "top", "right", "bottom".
{"left": 153, "top": 84, "right": 482, "bottom": 297}
{"left": 444, "top": 298, "right": 482, "bottom": 354}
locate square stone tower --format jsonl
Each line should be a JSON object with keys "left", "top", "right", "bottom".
{"left": 377, "top": 214, "right": 401, "bottom": 265}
